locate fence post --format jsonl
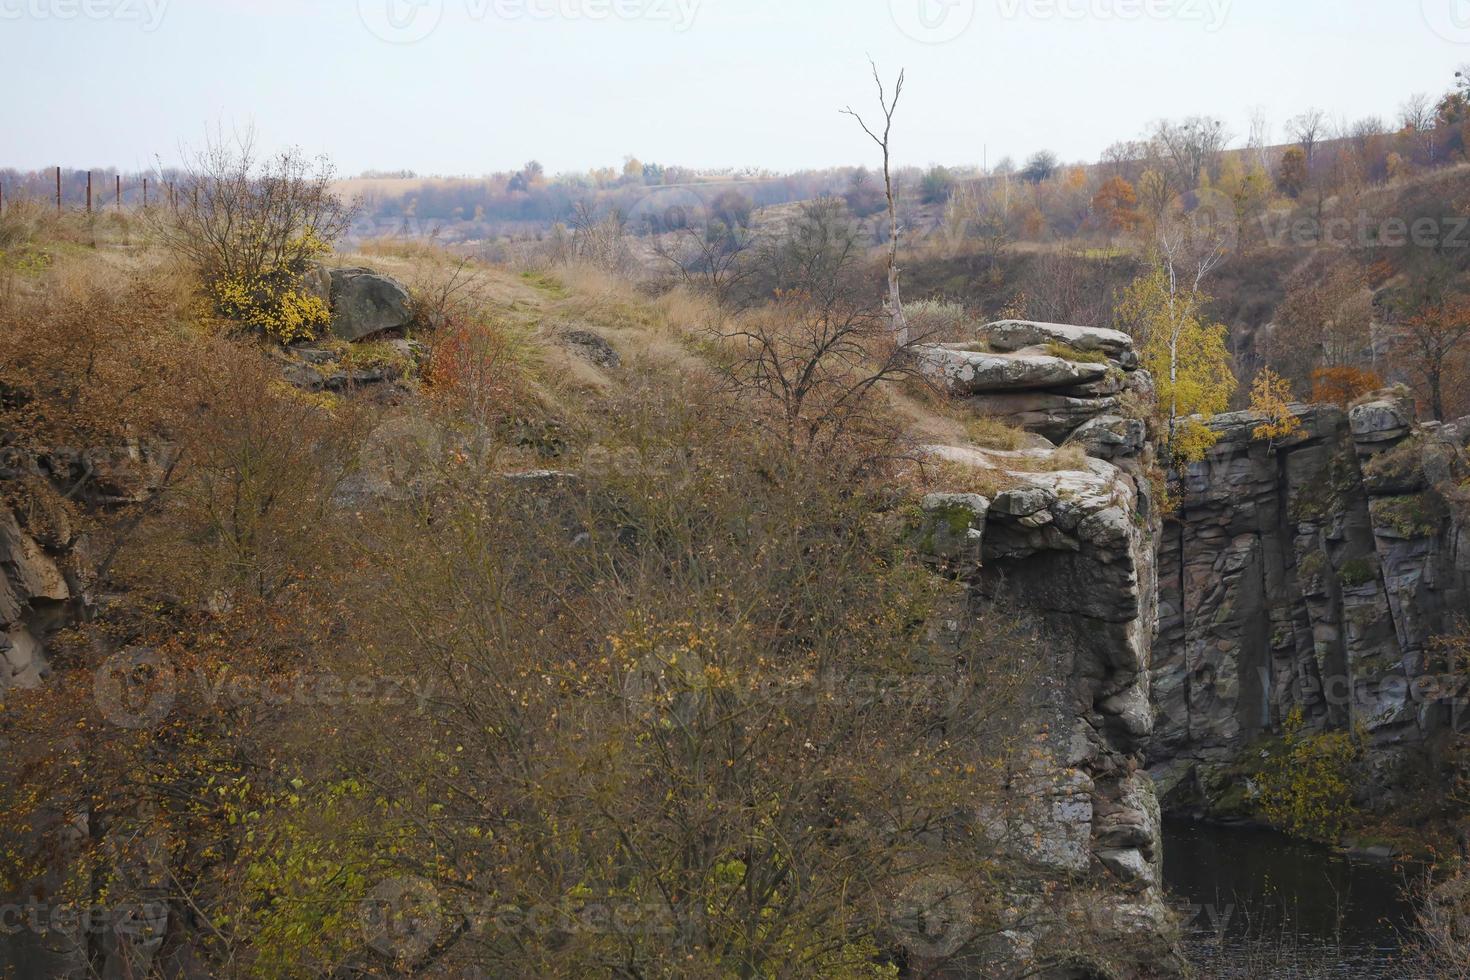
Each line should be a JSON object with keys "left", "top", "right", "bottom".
{"left": 86, "top": 171, "right": 92, "bottom": 213}
{"left": 143, "top": 177, "right": 149, "bottom": 209}
{"left": 116, "top": 174, "right": 121, "bottom": 210}
{"left": 56, "top": 166, "right": 62, "bottom": 212}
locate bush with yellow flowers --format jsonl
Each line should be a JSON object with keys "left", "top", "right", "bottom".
{"left": 206, "top": 230, "right": 334, "bottom": 343}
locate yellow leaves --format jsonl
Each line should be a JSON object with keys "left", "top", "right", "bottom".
{"left": 1249, "top": 368, "right": 1303, "bottom": 447}
{"left": 208, "top": 267, "right": 331, "bottom": 343}
{"left": 1171, "top": 419, "right": 1221, "bottom": 467}
{"left": 1255, "top": 706, "right": 1361, "bottom": 842}
{"left": 1116, "top": 260, "right": 1237, "bottom": 467}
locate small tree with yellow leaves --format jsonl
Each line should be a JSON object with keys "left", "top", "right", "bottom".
{"left": 1115, "top": 259, "right": 1237, "bottom": 470}
{"left": 154, "top": 131, "right": 358, "bottom": 342}
{"left": 1249, "top": 368, "right": 1304, "bottom": 450}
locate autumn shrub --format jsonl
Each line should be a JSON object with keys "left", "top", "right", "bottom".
{"left": 129, "top": 339, "right": 370, "bottom": 604}
{"left": 1256, "top": 707, "right": 1362, "bottom": 842}
{"left": 0, "top": 259, "right": 183, "bottom": 472}
{"left": 0, "top": 279, "right": 370, "bottom": 975}
{"left": 906, "top": 298, "right": 972, "bottom": 343}
{"left": 1249, "top": 368, "right": 1304, "bottom": 448}
{"left": 1312, "top": 366, "right": 1384, "bottom": 408}
{"left": 313, "top": 390, "right": 1039, "bottom": 977}
{"left": 423, "top": 318, "right": 538, "bottom": 452}
{"left": 1413, "top": 864, "right": 1470, "bottom": 978}
{"left": 152, "top": 134, "right": 356, "bottom": 342}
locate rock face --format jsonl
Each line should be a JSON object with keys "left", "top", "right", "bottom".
{"left": 0, "top": 503, "right": 70, "bottom": 694}
{"left": 914, "top": 323, "right": 1182, "bottom": 976}
{"left": 1149, "top": 390, "right": 1470, "bottom": 812}
{"left": 915, "top": 320, "right": 1152, "bottom": 444}
{"left": 327, "top": 267, "right": 414, "bottom": 342}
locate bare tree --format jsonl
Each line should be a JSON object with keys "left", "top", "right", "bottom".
{"left": 1151, "top": 116, "right": 1229, "bottom": 191}
{"left": 1400, "top": 93, "right": 1438, "bottom": 164}
{"left": 1248, "top": 107, "right": 1273, "bottom": 172}
{"left": 567, "top": 200, "right": 630, "bottom": 272}
{"left": 726, "top": 287, "right": 918, "bottom": 464}
{"left": 152, "top": 129, "right": 356, "bottom": 291}
{"left": 1289, "top": 108, "right": 1329, "bottom": 167}
{"left": 1401, "top": 93, "right": 1435, "bottom": 131}
{"left": 727, "top": 197, "right": 935, "bottom": 464}
{"left": 651, "top": 214, "right": 757, "bottom": 307}
{"left": 842, "top": 60, "right": 909, "bottom": 347}
{"left": 1395, "top": 301, "right": 1470, "bottom": 421}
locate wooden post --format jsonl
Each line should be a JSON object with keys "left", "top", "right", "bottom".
{"left": 86, "top": 171, "right": 92, "bottom": 213}
{"left": 143, "top": 177, "right": 149, "bottom": 208}
{"left": 56, "top": 167, "right": 62, "bottom": 212}
{"left": 116, "top": 174, "right": 121, "bottom": 210}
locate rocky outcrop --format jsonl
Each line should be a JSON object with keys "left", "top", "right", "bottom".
{"left": 913, "top": 322, "right": 1181, "bottom": 977}
{"left": 1149, "top": 390, "right": 1470, "bottom": 813}
{"left": 0, "top": 502, "right": 71, "bottom": 694}
{"left": 328, "top": 267, "right": 414, "bottom": 341}
{"left": 916, "top": 320, "right": 1153, "bottom": 444}
{"left": 915, "top": 447, "right": 1180, "bottom": 976}
{"left": 276, "top": 338, "right": 422, "bottom": 395}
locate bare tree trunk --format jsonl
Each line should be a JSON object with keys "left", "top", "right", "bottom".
{"left": 844, "top": 60, "right": 908, "bottom": 348}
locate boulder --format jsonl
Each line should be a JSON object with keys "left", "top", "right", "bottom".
{"left": 979, "top": 319, "right": 1135, "bottom": 356}
{"left": 0, "top": 506, "right": 68, "bottom": 625}
{"left": 917, "top": 345, "right": 1110, "bottom": 394}
{"left": 1068, "top": 415, "right": 1148, "bottom": 461}
{"left": 301, "top": 262, "right": 332, "bottom": 309}
{"left": 328, "top": 268, "right": 414, "bottom": 342}
{"left": 1350, "top": 390, "right": 1417, "bottom": 448}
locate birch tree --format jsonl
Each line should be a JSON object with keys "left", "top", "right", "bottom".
{"left": 1117, "top": 203, "right": 1236, "bottom": 469}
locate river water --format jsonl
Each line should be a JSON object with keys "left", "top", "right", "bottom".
{"left": 1163, "top": 819, "right": 1425, "bottom": 978}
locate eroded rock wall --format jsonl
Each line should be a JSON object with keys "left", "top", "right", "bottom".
{"left": 918, "top": 321, "right": 1183, "bottom": 977}
{"left": 1149, "top": 391, "right": 1470, "bottom": 808}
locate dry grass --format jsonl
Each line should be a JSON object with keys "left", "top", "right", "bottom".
{"left": 965, "top": 415, "right": 1029, "bottom": 451}
{"left": 1006, "top": 443, "right": 1091, "bottom": 472}
{"left": 1044, "top": 341, "right": 1110, "bottom": 364}
{"left": 906, "top": 298, "right": 973, "bottom": 344}
{"left": 903, "top": 458, "right": 1025, "bottom": 499}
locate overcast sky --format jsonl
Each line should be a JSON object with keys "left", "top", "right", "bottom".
{"left": 4, "top": 0, "right": 1468, "bottom": 176}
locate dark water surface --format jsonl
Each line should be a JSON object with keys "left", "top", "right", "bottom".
{"left": 1163, "top": 819, "right": 1424, "bottom": 978}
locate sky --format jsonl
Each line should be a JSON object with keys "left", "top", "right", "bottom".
{"left": 3, "top": 0, "right": 1469, "bottom": 177}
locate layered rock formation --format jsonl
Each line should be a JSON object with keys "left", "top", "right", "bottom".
{"left": 1148, "top": 390, "right": 1470, "bottom": 811}
{"left": 916, "top": 322, "right": 1182, "bottom": 977}
{"left": 916, "top": 319, "right": 1152, "bottom": 448}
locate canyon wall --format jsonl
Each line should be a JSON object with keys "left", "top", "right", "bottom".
{"left": 918, "top": 321, "right": 1183, "bottom": 977}
{"left": 1148, "top": 391, "right": 1470, "bottom": 811}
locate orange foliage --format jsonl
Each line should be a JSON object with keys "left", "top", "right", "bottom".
{"left": 1278, "top": 147, "right": 1309, "bottom": 197}
{"left": 425, "top": 321, "right": 529, "bottom": 428}
{"left": 1091, "top": 176, "right": 1141, "bottom": 235}
{"left": 1311, "top": 366, "right": 1384, "bottom": 407}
